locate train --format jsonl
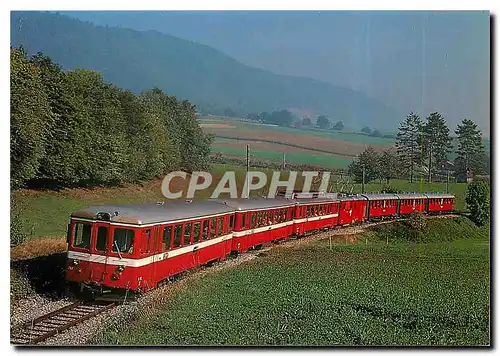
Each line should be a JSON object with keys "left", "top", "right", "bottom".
{"left": 65, "top": 192, "right": 454, "bottom": 295}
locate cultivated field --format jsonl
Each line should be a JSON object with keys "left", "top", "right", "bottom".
{"left": 93, "top": 217, "right": 490, "bottom": 346}
{"left": 202, "top": 118, "right": 395, "bottom": 168}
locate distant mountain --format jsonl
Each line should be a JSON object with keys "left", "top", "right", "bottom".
{"left": 11, "top": 11, "right": 401, "bottom": 129}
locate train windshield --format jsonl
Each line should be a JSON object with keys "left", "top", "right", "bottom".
{"left": 112, "top": 228, "right": 135, "bottom": 254}
{"left": 73, "top": 222, "right": 91, "bottom": 250}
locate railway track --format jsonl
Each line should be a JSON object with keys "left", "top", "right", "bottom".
{"left": 11, "top": 300, "right": 116, "bottom": 345}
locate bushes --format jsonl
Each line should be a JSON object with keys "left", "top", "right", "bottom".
{"left": 368, "top": 216, "right": 489, "bottom": 243}
{"left": 10, "top": 195, "right": 26, "bottom": 247}
{"left": 466, "top": 180, "right": 490, "bottom": 226}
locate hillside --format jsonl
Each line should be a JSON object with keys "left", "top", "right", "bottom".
{"left": 11, "top": 11, "right": 400, "bottom": 130}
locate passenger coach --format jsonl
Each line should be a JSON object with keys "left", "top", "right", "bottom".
{"left": 66, "top": 201, "right": 235, "bottom": 293}
{"left": 425, "top": 193, "right": 455, "bottom": 213}
{"left": 213, "top": 198, "right": 297, "bottom": 253}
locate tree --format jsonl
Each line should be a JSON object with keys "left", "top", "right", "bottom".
{"left": 302, "top": 117, "right": 312, "bottom": 126}
{"left": 332, "top": 121, "right": 344, "bottom": 131}
{"left": 371, "top": 129, "right": 382, "bottom": 137}
{"left": 378, "top": 149, "right": 400, "bottom": 184}
{"left": 348, "top": 147, "right": 380, "bottom": 183}
{"left": 29, "top": 52, "right": 79, "bottom": 185}
{"left": 466, "top": 180, "right": 490, "bottom": 226}
{"left": 260, "top": 110, "right": 295, "bottom": 127}
{"left": 361, "top": 126, "right": 372, "bottom": 134}
{"left": 10, "top": 47, "right": 53, "bottom": 188}
{"left": 316, "top": 115, "right": 329, "bottom": 129}
{"left": 246, "top": 113, "right": 261, "bottom": 122}
{"left": 423, "top": 112, "right": 452, "bottom": 183}
{"left": 455, "top": 119, "right": 485, "bottom": 178}
{"left": 395, "top": 112, "right": 423, "bottom": 183}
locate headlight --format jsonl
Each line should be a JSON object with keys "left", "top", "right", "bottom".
{"left": 117, "top": 265, "right": 125, "bottom": 272}
{"left": 72, "top": 259, "right": 79, "bottom": 266}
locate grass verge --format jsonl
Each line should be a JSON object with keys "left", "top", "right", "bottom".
{"left": 93, "top": 217, "right": 490, "bottom": 346}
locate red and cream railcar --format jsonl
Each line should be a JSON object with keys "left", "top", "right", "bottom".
{"left": 397, "top": 193, "right": 427, "bottom": 215}
{"left": 362, "top": 193, "right": 399, "bottom": 219}
{"left": 214, "top": 198, "right": 297, "bottom": 253}
{"left": 66, "top": 201, "right": 235, "bottom": 293}
{"left": 338, "top": 196, "right": 367, "bottom": 225}
{"left": 425, "top": 193, "right": 455, "bottom": 213}
{"left": 294, "top": 198, "right": 340, "bottom": 235}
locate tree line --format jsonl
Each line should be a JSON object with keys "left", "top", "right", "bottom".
{"left": 349, "top": 111, "right": 488, "bottom": 184}
{"left": 11, "top": 47, "right": 213, "bottom": 189}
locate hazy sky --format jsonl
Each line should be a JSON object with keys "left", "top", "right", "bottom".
{"left": 62, "top": 11, "right": 490, "bottom": 136}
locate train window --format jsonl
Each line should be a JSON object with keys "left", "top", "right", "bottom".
{"left": 95, "top": 226, "right": 108, "bottom": 252}
{"left": 173, "top": 225, "right": 183, "bottom": 248}
{"left": 218, "top": 218, "right": 224, "bottom": 235}
{"left": 383, "top": 200, "right": 387, "bottom": 208}
{"left": 113, "top": 228, "right": 134, "bottom": 254}
{"left": 440, "top": 199, "right": 444, "bottom": 205}
{"left": 274, "top": 210, "right": 279, "bottom": 223}
{"left": 251, "top": 213, "right": 256, "bottom": 228}
{"left": 140, "top": 229, "right": 151, "bottom": 254}
{"left": 73, "top": 223, "right": 91, "bottom": 249}
{"left": 184, "top": 223, "right": 192, "bottom": 245}
{"left": 193, "top": 222, "right": 201, "bottom": 243}
{"left": 163, "top": 226, "right": 172, "bottom": 251}
{"left": 210, "top": 218, "right": 217, "bottom": 238}
{"left": 267, "top": 211, "right": 273, "bottom": 225}
{"left": 262, "top": 211, "right": 267, "bottom": 225}
{"left": 229, "top": 215, "right": 235, "bottom": 231}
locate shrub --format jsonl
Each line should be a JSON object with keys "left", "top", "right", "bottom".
{"left": 10, "top": 195, "right": 27, "bottom": 247}
{"left": 466, "top": 180, "right": 490, "bottom": 226}
{"left": 381, "top": 185, "right": 399, "bottom": 193}
{"left": 406, "top": 212, "right": 428, "bottom": 232}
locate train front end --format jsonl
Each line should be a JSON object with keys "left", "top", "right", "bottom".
{"left": 65, "top": 208, "right": 144, "bottom": 296}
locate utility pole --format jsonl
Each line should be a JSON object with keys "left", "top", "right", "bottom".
{"left": 246, "top": 144, "right": 250, "bottom": 199}
{"left": 282, "top": 153, "right": 286, "bottom": 170}
{"left": 362, "top": 164, "right": 365, "bottom": 193}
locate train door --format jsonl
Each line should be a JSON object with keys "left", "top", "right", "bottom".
{"left": 149, "top": 226, "right": 161, "bottom": 287}
{"left": 92, "top": 222, "right": 110, "bottom": 283}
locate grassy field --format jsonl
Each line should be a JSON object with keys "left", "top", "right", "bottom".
{"left": 211, "top": 144, "right": 353, "bottom": 168}
{"left": 12, "top": 164, "right": 468, "bottom": 240}
{"left": 93, "top": 217, "right": 490, "bottom": 346}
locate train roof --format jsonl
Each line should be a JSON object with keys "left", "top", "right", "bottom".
{"left": 424, "top": 193, "right": 455, "bottom": 199}
{"left": 396, "top": 193, "right": 428, "bottom": 200}
{"left": 339, "top": 195, "right": 367, "bottom": 201}
{"left": 71, "top": 200, "right": 235, "bottom": 225}
{"left": 210, "top": 197, "right": 297, "bottom": 211}
{"left": 295, "top": 197, "right": 339, "bottom": 206}
{"left": 360, "top": 193, "right": 399, "bottom": 200}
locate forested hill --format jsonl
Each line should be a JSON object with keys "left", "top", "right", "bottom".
{"left": 11, "top": 11, "right": 400, "bottom": 130}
